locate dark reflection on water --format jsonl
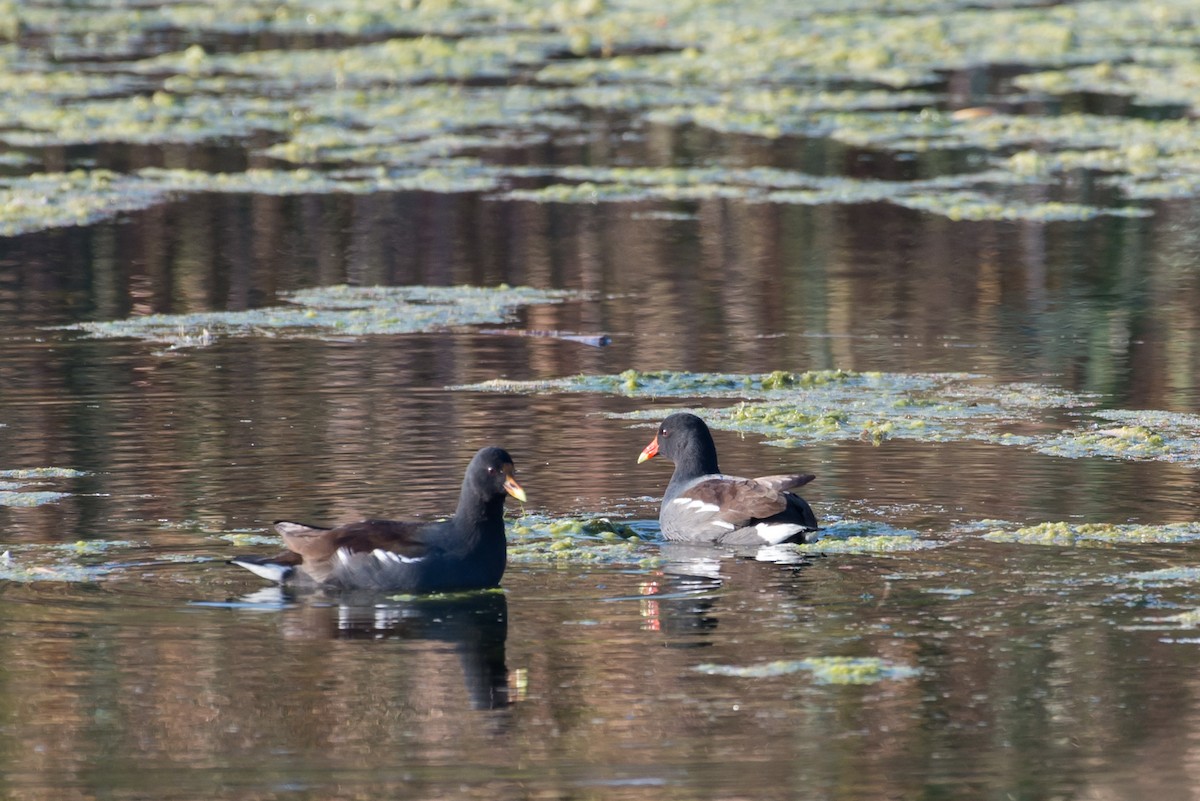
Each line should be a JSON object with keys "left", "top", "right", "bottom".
{"left": 216, "top": 588, "right": 512, "bottom": 711}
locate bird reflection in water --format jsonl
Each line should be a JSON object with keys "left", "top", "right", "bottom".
{"left": 637, "top": 542, "right": 815, "bottom": 645}
{"left": 233, "top": 587, "right": 513, "bottom": 711}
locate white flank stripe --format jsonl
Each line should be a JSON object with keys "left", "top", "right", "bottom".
{"left": 373, "top": 548, "right": 422, "bottom": 564}
{"left": 686, "top": 499, "right": 721, "bottom": 513}
{"left": 713, "top": 520, "right": 736, "bottom": 530}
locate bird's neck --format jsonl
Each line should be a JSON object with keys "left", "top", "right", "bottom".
{"left": 453, "top": 489, "right": 507, "bottom": 531}
{"left": 664, "top": 446, "right": 720, "bottom": 502}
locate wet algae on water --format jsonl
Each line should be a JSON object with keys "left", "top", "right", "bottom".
{"left": 3, "top": 0, "right": 1200, "bottom": 233}
{"left": 60, "top": 284, "right": 581, "bottom": 347}
{"left": 459, "top": 369, "right": 1200, "bottom": 470}
{"left": 0, "top": 467, "right": 86, "bottom": 508}
{"left": 0, "top": 513, "right": 944, "bottom": 583}
{"left": 694, "top": 657, "right": 921, "bottom": 684}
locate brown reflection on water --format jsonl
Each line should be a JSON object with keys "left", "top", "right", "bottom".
{"left": 3, "top": 188, "right": 1200, "bottom": 405}
{"left": 9, "top": 188, "right": 1200, "bottom": 402}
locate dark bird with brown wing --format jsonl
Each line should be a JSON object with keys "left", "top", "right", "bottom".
{"left": 231, "top": 446, "right": 526, "bottom": 593}
{"left": 638, "top": 413, "right": 819, "bottom": 545}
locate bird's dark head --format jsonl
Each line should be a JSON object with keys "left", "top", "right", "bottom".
{"left": 637, "top": 412, "right": 717, "bottom": 468}
{"left": 468, "top": 446, "right": 526, "bottom": 503}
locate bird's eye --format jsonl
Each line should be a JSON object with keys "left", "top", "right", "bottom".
{"left": 486, "top": 466, "right": 496, "bottom": 473}
{"left": 660, "top": 429, "right": 669, "bottom": 437}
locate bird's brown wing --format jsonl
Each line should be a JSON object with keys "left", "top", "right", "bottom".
{"left": 275, "top": 519, "right": 433, "bottom": 582}
{"left": 681, "top": 477, "right": 791, "bottom": 529}
{"left": 750, "top": 473, "right": 816, "bottom": 493}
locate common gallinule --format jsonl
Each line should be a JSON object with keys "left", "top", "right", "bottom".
{"left": 231, "top": 446, "right": 526, "bottom": 592}
{"left": 638, "top": 412, "right": 819, "bottom": 545}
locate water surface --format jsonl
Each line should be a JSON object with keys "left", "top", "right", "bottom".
{"left": 4, "top": 2, "right": 1200, "bottom": 799}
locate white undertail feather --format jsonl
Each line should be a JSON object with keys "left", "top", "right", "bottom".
{"left": 754, "top": 522, "right": 805, "bottom": 545}
{"left": 230, "top": 559, "right": 292, "bottom": 584}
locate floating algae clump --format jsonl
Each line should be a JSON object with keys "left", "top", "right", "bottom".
{"left": 0, "top": 557, "right": 110, "bottom": 583}
{"left": 1, "top": 166, "right": 507, "bottom": 238}
{"left": 0, "top": 467, "right": 87, "bottom": 479}
{"left": 461, "top": 369, "right": 1103, "bottom": 448}
{"left": 697, "top": 385, "right": 1054, "bottom": 447}
{"left": 6, "top": 0, "right": 1200, "bottom": 235}
{"left": 695, "top": 656, "right": 919, "bottom": 684}
{"left": 1119, "top": 567, "right": 1200, "bottom": 586}
{"left": 60, "top": 284, "right": 580, "bottom": 348}
{"left": 729, "top": 403, "right": 851, "bottom": 438}
{"left": 0, "top": 539, "right": 140, "bottom": 582}
{"left": 792, "top": 520, "right": 941, "bottom": 554}
{"left": 217, "top": 532, "right": 281, "bottom": 548}
{"left": 0, "top": 466, "right": 85, "bottom": 507}
{"left": 984, "top": 521, "right": 1200, "bottom": 547}
{"left": 507, "top": 515, "right": 661, "bottom": 568}
{"left": 457, "top": 369, "right": 881, "bottom": 399}
{"left": 457, "top": 368, "right": 1200, "bottom": 468}
{"left": 0, "top": 171, "right": 171, "bottom": 237}
{"left": 0, "top": 490, "right": 70, "bottom": 507}
{"left": 1041, "top": 425, "right": 1168, "bottom": 457}
{"left": 139, "top": 165, "right": 505, "bottom": 196}
{"left": 497, "top": 164, "right": 1147, "bottom": 221}
{"left": 1035, "top": 409, "right": 1200, "bottom": 467}
{"left": 1163, "top": 609, "right": 1200, "bottom": 628}
{"left": 0, "top": 93, "right": 289, "bottom": 148}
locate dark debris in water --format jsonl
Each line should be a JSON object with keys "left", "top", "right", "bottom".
{"left": 478, "top": 329, "right": 612, "bottom": 347}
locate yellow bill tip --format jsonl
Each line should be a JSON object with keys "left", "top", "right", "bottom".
{"left": 504, "top": 478, "right": 527, "bottom": 503}
{"left": 637, "top": 436, "right": 659, "bottom": 464}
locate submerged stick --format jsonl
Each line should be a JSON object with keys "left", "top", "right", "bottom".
{"left": 479, "top": 329, "right": 612, "bottom": 347}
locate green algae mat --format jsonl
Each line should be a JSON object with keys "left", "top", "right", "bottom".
{"left": 457, "top": 368, "right": 1200, "bottom": 470}
{"left": 984, "top": 521, "right": 1200, "bottom": 547}
{"left": 59, "top": 284, "right": 581, "bottom": 348}
{"left": 694, "top": 656, "right": 921, "bottom": 684}
{"left": 3, "top": 0, "right": 1200, "bottom": 236}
